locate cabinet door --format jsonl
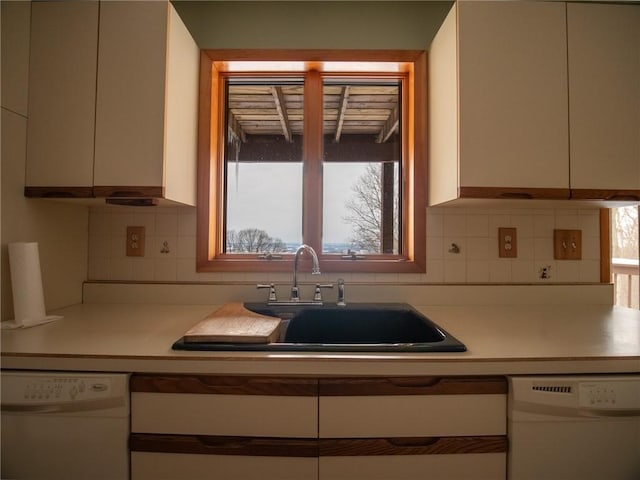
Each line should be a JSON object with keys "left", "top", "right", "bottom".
{"left": 2, "top": 1, "right": 30, "bottom": 117}
{"left": 132, "top": 452, "right": 318, "bottom": 480}
{"left": 320, "top": 453, "right": 505, "bottom": 480}
{"left": 318, "top": 377, "right": 508, "bottom": 480}
{"left": 568, "top": 3, "right": 640, "bottom": 198}
{"left": 130, "top": 375, "right": 318, "bottom": 438}
{"left": 319, "top": 377, "right": 507, "bottom": 438}
{"left": 93, "top": 1, "right": 168, "bottom": 192}
{"left": 130, "top": 375, "right": 320, "bottom": 480}
{"left": 162, "top": 5, "right": 199, "bottom": 206}
{"left": 25, "top": 1, "right": 98, "bottom": 194}
{"left": 457, "top": 1, "right": 569, "bottom": 193}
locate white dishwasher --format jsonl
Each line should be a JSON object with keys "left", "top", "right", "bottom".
{"left": 508, "top": 375, "right": 640, "bottom": 480}
{"left": 1, "top": 371, "right": 130, "bottom": 479}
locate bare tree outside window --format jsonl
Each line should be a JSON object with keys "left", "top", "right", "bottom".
{"left": 612, "top": 206, "right": 639, "bottom": 259}
{"left": 226, "top": 228, "right": 286, "bottom": 254}
{"left": 611, "top": 206, "right": 639, "bottom": 309}
{"left": 343, "top": 163, "right": 399, "bottom": 253}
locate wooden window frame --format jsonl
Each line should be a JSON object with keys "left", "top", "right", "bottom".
{"left": 196, "top": 50, "right": 427, "bottom": 273}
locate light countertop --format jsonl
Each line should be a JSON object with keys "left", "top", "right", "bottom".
{"left": 2, "top": 302, "right": 639, "bottom": 376}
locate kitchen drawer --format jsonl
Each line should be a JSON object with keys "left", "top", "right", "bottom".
{"left": 319, "top": 377, "right": 507, "bottom": 438}
{"left": 131, "top": 375, "right": 317, "bottom": 437}
{"left": 132, "top": 451, "right": 318, "bottom": 480}
{"left": 319, "top": 452, "right": 506, "bottom": 480}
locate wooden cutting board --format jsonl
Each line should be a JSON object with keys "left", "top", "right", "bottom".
{"left": 183, "top": 303, "right": 282, "bottom": 344}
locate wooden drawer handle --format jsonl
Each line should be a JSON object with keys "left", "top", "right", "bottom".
{"left": 131, "top": 433, "right": 317, "bottom": 457}
{"left": 319, "top": 436, "right": 508, "bottom": 456}
{"left": 130, "top": 374, "right": 317, "bottom": 396}
{"left": 386, "top": 377, "right": 443, "bottom": 388}
{"left": 131, "top": 375, "right": 505, "bottom": 396}
{"left": 386, "top": 437, "right": 440, "bottom": 448}
{"left": 132, "top": 434, "right": 507, "bottom": 457}
{"left": 319, "top": 376, "right": 508, "bottom": 395}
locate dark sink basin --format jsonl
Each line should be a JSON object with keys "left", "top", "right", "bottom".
{"left": 172, "top": 303, "right": 466, "bottom": 353}
{"left": 283, "top": 306, "right": 446, "bottom": 344}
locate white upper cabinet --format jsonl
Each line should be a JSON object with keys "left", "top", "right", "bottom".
{"left": 429, "top": 1, "right": 570, "bottom": 206}
{"left": 25, "top": 2, "right": 99, "bottom": 195}
{"left": 24, "top": 1, "right": 199, "bottom": 206}
{"left": 567, "top": 3, "right": 640, "bottom": 199}
{"left": 2, "top": 1, "right": 31, "bottom": 116}
{"left": 94, "top": 2, "right": 199, "bottom": 206}
{"left": 429, "top": 1, "right": 640, "bottom": 206}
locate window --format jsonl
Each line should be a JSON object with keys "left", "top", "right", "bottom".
{"left": 611, "top": 206, "right": 639, "bottom": 308}
{"left": 197, "top": 51, "right": 426, "bottom": 273}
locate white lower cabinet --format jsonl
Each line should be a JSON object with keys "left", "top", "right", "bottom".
{"left": 130, "top": 375, "right": 318, "bottom": 480}
{"left": 130, "top": 375, "right": 507, "bottom": 480}
{"left": 317, "top": 377, "right": 507, "bottom": 480}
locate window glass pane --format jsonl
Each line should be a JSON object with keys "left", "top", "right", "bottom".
{"left": 322, "top": 81, "right": 402, "bottom": 254}
{"left": 226, "top": 163, "right": 302, "bottom": 253}
{"left": 611, "top": 205, "right": 639, "bottom": 309}
{"left": 612, "top": 206, "right": 639, "bottom": 260}
{"left": 224, "top": 80, "right": 303, "bottom": 253}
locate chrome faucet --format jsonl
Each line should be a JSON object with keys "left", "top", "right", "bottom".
{"left": 291, "top": 244, "right": 320, "bottom": 302}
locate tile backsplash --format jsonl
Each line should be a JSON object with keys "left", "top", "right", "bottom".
{"left": 88, "top": 206, "right": 602, "bottom": 284}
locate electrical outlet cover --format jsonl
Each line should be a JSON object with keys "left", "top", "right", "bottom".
{"left": 498, "top": 227, "right": 517, "bottom": 258}
{"left": 126, "top": 226, "right": 145, "bottom": 257}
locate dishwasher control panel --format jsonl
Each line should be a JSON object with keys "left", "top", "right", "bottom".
{"left": 578, "top": 379, "right": 640, "bottom": 409}
{"left": 511, "top": 375, "right": 640, "bottom": 415}
{"left": 1, "top": 372, "right": 126, "bottom": 407}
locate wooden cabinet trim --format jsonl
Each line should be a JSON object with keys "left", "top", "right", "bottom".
{"left": 130, "top": 434, "right": 507, "bottom": 457}
{"left": 131, "top": 374, "right": 506, "bottom": 396}
{"left": 130, "top": 374, "right": 318, "bottom": 396}
{"left": 570, "top": 189, "right": 640, "bottom": 202}
{"left": 456, "top": 186, "right": 640, "bottom": 203}
{"left": 319, "top": 436, "right": 508, "bottom": 456}
{"left": 130, "top": 434, "right": 318, "bottom": 458}
{"left": 319, "top": 376, "right": 507, "bottom": 396}
{"left": 93, "top": 186, "right": 165, "bottom": 198}
{"left": 458, "top": 187, "right": 570, "bottom": 200}
{"left": 24, "top": 186, "right": 94, "bottom": 198}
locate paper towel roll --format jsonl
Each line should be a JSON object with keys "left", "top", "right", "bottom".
{"left": 8, "top": 242, "right": 48, "bottom": 327}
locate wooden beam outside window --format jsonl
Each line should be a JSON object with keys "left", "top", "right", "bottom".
{"left": 334, "top": 86, "right": 350, "bottom": 143}
{"left": 271, "top": 86, "right": 293, "bottom": 143}
{"left": 376, "top": 104, "right": 399, "bottom": 144}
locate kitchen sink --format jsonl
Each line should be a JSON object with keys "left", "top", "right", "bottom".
{"left": 172, "top": 303, "right": 466, "bottom": 353}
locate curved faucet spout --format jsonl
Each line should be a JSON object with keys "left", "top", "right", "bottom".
{"left": 292, "top": 244, "right": 320, "bottom": 301}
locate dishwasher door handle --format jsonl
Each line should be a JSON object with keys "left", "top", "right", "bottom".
{"left": 512, "top": 400, "right": 640, "bottom": 419}
{"left": 579, "top": 407, "right": 640, "bottom": 418}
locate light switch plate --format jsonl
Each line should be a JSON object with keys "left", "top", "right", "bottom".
{"left": 554, "top": 229, "right": 582, "bottom": 260}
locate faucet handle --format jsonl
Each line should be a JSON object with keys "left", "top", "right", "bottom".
{"left": 290, "top": 285, "right": 300, "bottom": 302}
{"left": 337, "top": 278, "right": 346, "bottom": 306}
{"left": 313, "top": 283, "right": 334, "bottom": 302}
{"left": 257, "top": 283, "right": 277, "bottom": 303}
